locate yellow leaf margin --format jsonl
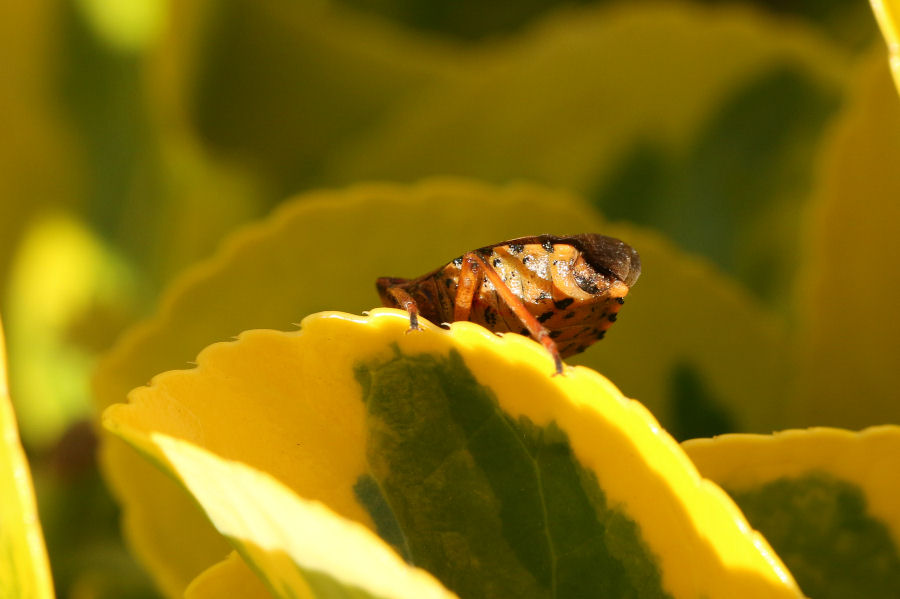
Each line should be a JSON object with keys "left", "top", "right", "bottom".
{"left": 0, "top": 316, "right": 54, "bottom": 599}
{"left": 871, "top": 0, "right": 900, "bottom": 95}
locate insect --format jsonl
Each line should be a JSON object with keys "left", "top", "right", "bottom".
{"left": 376, "top": 233, "right": 641, "bottom": 374}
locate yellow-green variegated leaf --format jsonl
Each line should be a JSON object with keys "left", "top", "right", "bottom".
{"left": 107, "top": 430, "right": 458, "bottom": 599}
{"left": 149, "top": 0, "right": 460, "bottom": 194}
{"left": 105, "top": 310, "right": 802, "bottom": 598}
{"left": 871, "top": 0, "right": 900, "bottom": 94}
{"left": 790, "top": 52, "right": 900, "bottom": 428}
{"left": 0, "top": 317, "right": 54, "bottom": 599}
{"left": 684, "top": 426, "right": 900, "bottom": 599}
{"left": 94, "top": 180, "right": 790, "bottom": 595}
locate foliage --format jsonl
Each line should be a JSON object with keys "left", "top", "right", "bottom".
{"left": 1, "top": 0, "right": 900, "bottom": 597}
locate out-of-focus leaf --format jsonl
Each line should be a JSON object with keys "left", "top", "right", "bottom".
{"left": 185, "top": 552, "right": 272, "bottom": 599}
{"left": 871, "top": 0, "right": 900, "bottom": 94}
{"left": 5, "top": 213, "right": 141, "bottom": 448}
{"left": 73, "top": 0, "right": 165, "bottom": 52}
{"left": 151, "top": 0, "right": 461, "bottom": 196}
{"left": 789, "top": 52, "right": 900, "bottom": 428}
{"left": 339, "top": 0, "right": 876, "bottom": 49}
{"left": 105, "top": 310, "right": 802, "bottom": 598}
{"left": 0, "top": 2, "right": 80, "bottom": 295}
{"left": 58, "top": 1, "right": 265, "bottom": 291}
{"left": 324, "top": 3, "right": 848, "bottom": 307}
{"left": 0, "top": 317, "right": 55, "bottom": 599}
{"left": 93, "top": 180, "right": 791, "bottom": 594}
{"left": 684, "top": 426, "right": 900, "bottom": 599}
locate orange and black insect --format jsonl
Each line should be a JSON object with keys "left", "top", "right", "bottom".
{"left": 376, "top": 233, "right": 641, "bottom": 375}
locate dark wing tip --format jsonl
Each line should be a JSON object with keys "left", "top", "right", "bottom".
{"left": 573, "top": 233, "right": 641, "bottom": 287}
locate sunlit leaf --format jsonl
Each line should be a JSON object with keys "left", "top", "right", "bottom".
{"left": 0, "top": 317, "right": 55, "bottom": 599}
{"left": 105, "top": 309, "right": 802, "bottom": 598}
{"left": 871, "top": 0, "right": 900, "bottom": 94}
{"left": 113, "top": 433, "right": 458, "bottom": 599}
{"left": 684, "top": 426, "right": 900, "bottom": 599}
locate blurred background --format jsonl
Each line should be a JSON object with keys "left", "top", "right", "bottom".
{"left": 0, "top": 0, "right": 886, "bottom": 596}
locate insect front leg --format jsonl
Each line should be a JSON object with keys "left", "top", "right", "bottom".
{"left": 466, "top": 253, "right": 565, "bottom": 376}
{"left": 377, "top": 278, "right": 420, "bottom": 333}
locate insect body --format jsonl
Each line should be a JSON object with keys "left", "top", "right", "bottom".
{"left": 376, "top": 234, "right": 641, "bottom": 374}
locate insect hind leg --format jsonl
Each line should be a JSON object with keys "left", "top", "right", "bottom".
{"left": 466, "top": 253, "right": 565, "bottom": 375}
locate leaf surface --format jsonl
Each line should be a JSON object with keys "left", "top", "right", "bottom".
{"left": 685, "top": 426, "right": 900, "bottom": 599}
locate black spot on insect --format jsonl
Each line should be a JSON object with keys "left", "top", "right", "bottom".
{"left": 574, "top": 270, "right": 599, "bottom": 294}
{"left": 444, "top": 278, "right": 454, "bottom": 288}
{"left": 616, "top": 297, "right": 625, "bottom": 305}
{"left": 537, "top": 311, "right": 554, "bottom": 323}
{"left": 520, "top": 327, "right": 530, "bottom": 336}
{"left": 508, "top": 243, "right": 524, "bottom": 254}
{"left": 477, "top": 247, "right": 493, "bottom": 257}
{"left": 522, "top": 255, "right": 533, "bottom": 264}
{"left": 549, "top": 330, "right": 563, "bottom": 339}
{"left": 554, "top": 298, "right": 574, "bottom": 310}
{"left": 542, "top": 240, "right": 554, "bottom": 252}
{"left": 596, "top": 330, "right": 606, "bottom": 339}
{"left": 452, "top": 257, "right": 463, "bottom": 267}
{"left": 608, "top": 313, "right": 618, "bottom": 322}
{"left": 575, "top": 345, "right": 588, "bottom": 354}
{"left": 538, "top": 291, "right": 551, "bottom": 300}
{"left": 563, "top": 311, "right": 575, "bottom": 320}
{"left": 484, "top": 308, "right": 497, "bottom": 326}
{"left": 492, "top": 257, "right": 502, "bottom": 268}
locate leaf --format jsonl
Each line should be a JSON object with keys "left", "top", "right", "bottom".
{"left": 0, "top": 316, "right": 55, "bottom": 599}
{"left": 5, "top": 213, "right": 140, "bottom": 448}
{"left": 186, "top": 552, "right": 273, "bottom": 599}
{"left": 789, "top": 52, "right": 900, "bottom": 428}
{"left": 152, "top": 0, "right": 460, "bottom": 194}
{"left": 684, "top": 426, "right": 900, "bottom": 599}
{"left": 93, "top": 179, "right": 792, "bottom": 594}
{"left": 104, "top": 430, "right": 458, "bottom": 599}
{"left": 105, "top": 309, "right": 803, "bottom": 598}
{"left": 871, "top": 0, "right": 900, "bottom": 95}
{"left": 323, "top": 3, "right": 848, "bottom": 305}
{"left": 0, "top": 1, "right": 80, "bottom": 293}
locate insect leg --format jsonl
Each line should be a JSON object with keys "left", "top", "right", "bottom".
{"left": 466, "top": 253, "right": 564, "bottom": 375}
{"left": 383, "top": 284, "right": 420, "bottom": 332}
{"left": 454, "top": 255, "right": 484, "bottom": 322}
